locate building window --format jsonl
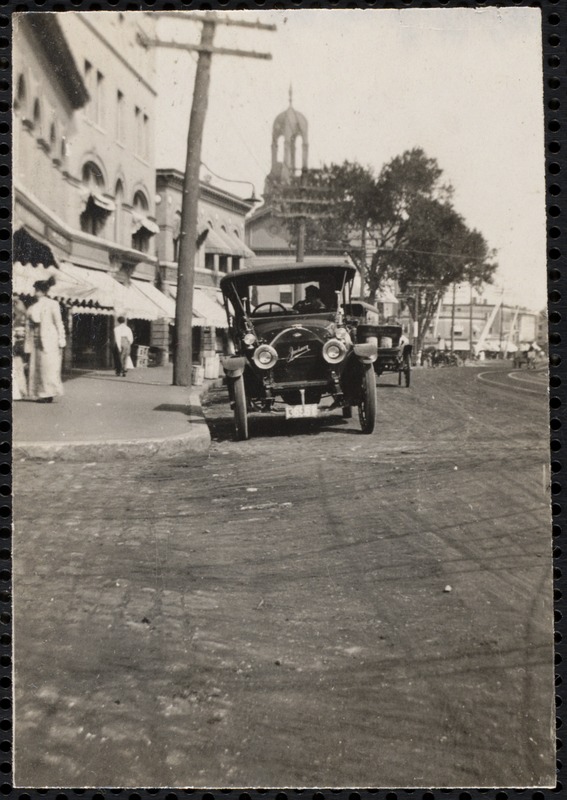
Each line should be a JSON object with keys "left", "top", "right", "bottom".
{"left": 114, "top": 180, "right": 124, "bottom": 244}
{"left": 219, "top": 255, "right": 229, "bottom": 274}
{"left": 131, "top": 190, "right": 150, "bottom": 252}
{"left": 80, "top": 161, "right": 107, "bottom": 236}
{"left": 84, "top": 60, "right": 93, "bottom": 120}
{"left": 33, "top": 98, "right": 41, "bottom": 128}
{"left": 143, "top": 113, "right": 149, "bottom": 160}
{"left": 116, "top": 90, "right": 124, "bottom": 143}
{"left": 15, "top": 74, "right": 26, "bottom": 112}
{"left": 135, "top": 106, "right": 142, "bottom": 155}
{"left": 49, "top": 122, "right": 56, "bottom": 148}
{"left": 205, "top": 253, "right": 215, "bottom": 270}
{"left": 95, "top": 71, "right": 104, "bottom": 127}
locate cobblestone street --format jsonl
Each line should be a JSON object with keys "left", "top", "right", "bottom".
{"left": 14, "top": 367, "right": 554, "bottom": 788}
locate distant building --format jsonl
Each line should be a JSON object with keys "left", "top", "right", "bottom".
{"left": 155, "top": 168, "right": 255, "bottom": 366}
{"left": 399, "top": 283, "right": 540, "bottom": 357}
{"left": 246, "top": 91, "right": 344, "bottom": 265}
{"left": 13, "top": 12, "right": 174, "bottom": 371}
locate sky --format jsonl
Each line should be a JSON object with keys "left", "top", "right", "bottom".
{"left": 154, "top": 7, "right": 546, "bottom": 311}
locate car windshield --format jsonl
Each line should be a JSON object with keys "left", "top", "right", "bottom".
{"left": 237, "top": 278, "right": 339, "bottom": 315}
{"left": 221, "top": 264, "right": 356, "bottom": 319}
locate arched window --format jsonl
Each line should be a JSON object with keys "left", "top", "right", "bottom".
{"left": 80, "top": 161, "right": 109, "bottom": 236}
{"left": 82, "top": 161, "right": 105, "bottom": 189}
{"left": 49, "top": 123, "right": 56, "bottom": 149}
{"left": 33, "top": 98, "right": 41, "bottom": 126}
{"left": 114, "top": 180, "right": 124, "bottom": 244}
{"left": 131, "top": 190, "right": 151, "bottom": 253}
{"left": 276, "top": 135, "right": 284, "bottom": 162}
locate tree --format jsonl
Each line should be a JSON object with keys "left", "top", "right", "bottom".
{"left": 316, "top": 149, "right": 496, "bottom": 354}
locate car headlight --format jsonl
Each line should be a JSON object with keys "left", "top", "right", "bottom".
{"left": 243, "top": 332, "right": 257, "bottom": 347}
{"left": 253, "top": 344, "right": 278, "bottom": 369}
{"left": 322, "top": 338, "right": 347, "bottom": 364}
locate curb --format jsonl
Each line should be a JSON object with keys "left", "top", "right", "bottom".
{"left": 13, "top": 378, "right": 223, "bottom": 462}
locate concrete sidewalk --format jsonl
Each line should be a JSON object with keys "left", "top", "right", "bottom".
{"left": 13, "top": 365, "right": 220, "bottom": 461}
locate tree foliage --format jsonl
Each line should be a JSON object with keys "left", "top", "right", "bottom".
{"left": 312, "top": 148, "right": 497, "bottom": 351}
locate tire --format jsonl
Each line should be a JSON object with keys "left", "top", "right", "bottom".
{"left": 342, "top": 405, "right": 353, "bottom": 419}
{"left": 358, "top": 365, "right": 377, "bottom": 434}
{"left": 233, "top": 376, "right": 249, "bottom": 440}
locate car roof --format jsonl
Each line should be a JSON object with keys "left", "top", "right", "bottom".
{"left": 220, "top": 260, "right": 357, "bottom": 289}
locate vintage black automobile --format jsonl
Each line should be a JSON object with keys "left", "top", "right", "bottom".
{"left": 219, "top": 261, "right": 378, "bottom": 439}
{"left": 344, "top": 299, "right": 413, "bottom": 387}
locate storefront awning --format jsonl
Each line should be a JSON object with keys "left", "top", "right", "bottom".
{"left": 131, "top": 278, "right": 176, "bottom": 319}
{"left": 13, "top": 228, "right": 58, "bottom": 268}
{"left": 168, "top": 285, "right": 228, "bottom": 329}
{"left": 60, "top": 264, "right": 172, "bottom": 321}
{"left": 214, "top": 228, "right": 254, "bottom": 259}
{"left": 132, "top": 214, "right": 160, "bottom": 236}
{"left": 203, "top": 227, "right": 231, "bottom": 255}
{"left": 14, "top": 261, "right": 114, "bottom": 314}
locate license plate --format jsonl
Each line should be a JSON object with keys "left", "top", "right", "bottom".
{"left": 285, "top": 404, "right": 320, "bottom": 419}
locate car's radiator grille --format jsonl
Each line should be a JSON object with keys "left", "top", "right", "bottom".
{"left": 271, "top": 331, "right": 329, "bottom": 384}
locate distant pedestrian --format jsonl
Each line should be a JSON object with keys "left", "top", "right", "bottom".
{"left": 13, "top": 296, "right": 28, "bottom": 400}
{"left": 527, "top": 343, "right": 537, "bottom": 370}
{"left": 24, "top": 277, "right": 66, "bottom": 403}
{"left": 113, "top": 316, "right": 134, "bottom": 377}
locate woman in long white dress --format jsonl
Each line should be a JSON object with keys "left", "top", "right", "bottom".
{"left": 25, "top": 278, "right": 66, "bottom": 403}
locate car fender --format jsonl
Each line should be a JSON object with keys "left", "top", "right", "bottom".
{"left": 221, "top": 355, "right": 247, "bottom": 378}
{"left": 353, "top": 342, "right": 378, "bottom": 364}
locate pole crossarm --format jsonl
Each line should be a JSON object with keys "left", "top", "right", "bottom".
{"left": 138, "top": 35, "right": 272, "bottom": 60}
{"left": 147, "top": 11, "right": 277, "bottom": 31}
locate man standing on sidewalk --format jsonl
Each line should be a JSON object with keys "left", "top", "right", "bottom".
{"left": 113, "top": 316, "right": 134, "bottom": 377}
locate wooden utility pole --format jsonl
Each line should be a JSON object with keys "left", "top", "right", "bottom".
{"left": 141, "top": 13, "right": 275, "bottom": 385}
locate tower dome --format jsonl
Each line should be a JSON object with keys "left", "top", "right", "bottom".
{"left": 265, "top": 87, "right": 309, "bottom": 193}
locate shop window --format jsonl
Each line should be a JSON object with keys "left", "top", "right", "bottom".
{"left": 205, "top": 253, "right": 215, "bottom": 270}
{"left": 219, "top": 255, "right": 229, "bottom": 274}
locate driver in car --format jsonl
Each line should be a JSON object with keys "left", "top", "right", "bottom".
{"left": 294, "top": 285, "right": 326, "bottom": 312}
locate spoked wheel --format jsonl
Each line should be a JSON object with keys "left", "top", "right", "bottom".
{"left": 232, "top": 375, "right": 249, "bottom": 440}
{"left": 342, "top": 405, "right": 353, "bottom": 419}
{"left": 358, "top": 364, "right": 377, "bottom": 434}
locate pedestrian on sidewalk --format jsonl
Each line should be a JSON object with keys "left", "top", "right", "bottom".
{"left": 24, "top": 277, "right": 66, "bottom": 403}
{"left": 113, "top": 316, "right": 134, "bottom": 377}
{"left": 13, "top": 296, "right": 28, "bottom": 401}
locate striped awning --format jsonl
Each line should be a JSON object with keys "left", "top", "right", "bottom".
{"left": 13, "top": 261, "right": 113, "bottom": 313}
{"left": 167, "top": 285, "right": 228, "bottom": 329}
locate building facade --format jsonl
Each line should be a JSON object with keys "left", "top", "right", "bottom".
{"left": 155, "top": 168, "right": 255, "bottom": 368}
{"left": 13, "top": 12, "right": 173, "bottom": 371}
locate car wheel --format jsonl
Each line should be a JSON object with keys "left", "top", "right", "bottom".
{"left": 233, "top": 375, "right": 249, "bottom": 440}
{"left": 358, "top": 364, "right": 377, "bottom": 434}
